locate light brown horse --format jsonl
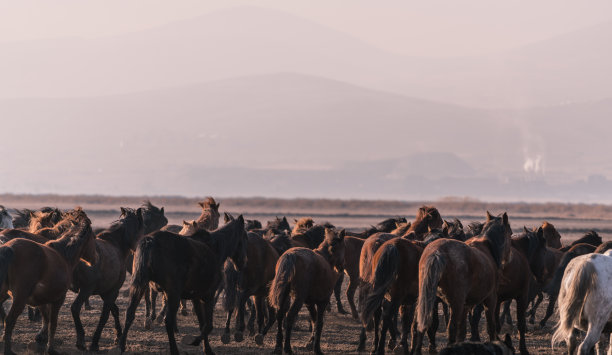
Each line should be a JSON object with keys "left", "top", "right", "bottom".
{"left": 412, "top": 212, "right": 511, "bottom": 355}
{"left": 292, "top": 217, "right": 314, "bottom": 235}
{"left": 0, "top": 209, "right": 95, "bottom": 355}
{"left": 196, "top": 196, "right": 221, "bottom": 231}
{"left": 266, "top": 228, "right": 345, "bottom": 355}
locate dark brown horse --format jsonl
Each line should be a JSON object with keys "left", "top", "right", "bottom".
{"left": 290, "top": 224, "right": 334, "bottom": 249}
{"left": 345, "top": 217, "right": 407, "bottom": 239}
{"left": 540, "top": 221, "right": 562, "bottom": 249}
{"left": 70, "top": 207, "right": 144, "bottom": 351}
{"left": 266, "top": 228, "right": 345, "bottom": 355}
{"left": 222, "top": 230, "right": 280, "bottom": 345}
{"left": 559, "top": 230, "right": 602, "bottom": 252}
{"left": 412, "top": 212, "right": 511, "bottom": 355}
{"left": 119, "top": 215, "right": 248, "bottom": 355}
{"left": 0, "top": 209, "right": 95, "bottom": 355}
{"left": 470, "top": 227, "right": 548, "bottom": 355}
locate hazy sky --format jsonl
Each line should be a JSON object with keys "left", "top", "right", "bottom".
{"left": 2, "top": 0, "right": 612, "bottom": 56}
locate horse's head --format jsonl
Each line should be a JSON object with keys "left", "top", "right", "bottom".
{"left": 541, "top": 221, "right": 562, "bottom": 249}
{"left": 442, "top": 219, "right": 466, "bottom": 241}
{"left": 292, "top": 217, "right": 314, "bottom": 235}
{"left": 0, "top": 205, "right": 13, "bottom": 229}
{"left": 323, "top": 228, "right": 345, "bottom": 272}
{"left": 515, "top": 226, "right": 548, "bottom": 283}
{"left": 245, "top": 219, "right": 262, "bottom": 231}
{"left": 267, "top": 216, "right": 290, "bottom": 232}
{"left": 229, "top": 215, "right": 248, "bottom": 270}
{"left": 119, "top": 207, "right": 145, "bottom": 250}
{"left": 376, "top": 217, "right": 407, "bottom": 233}
{"left": 140, "top": 201, "right": 168, "bottom": 234}
{"left": 198, "top": 197, "right": 220, "bottom": 216}
{"left": 179, "top": 220, "right": 200, "bottom": 236}
{"left": 29, "top": 209, "right": 59, "bottom": 232}
{"left": 482, "top": 211, "right": 512, "bottom": 268}
{"left": 224, "top": 212, "right": 234, "bottom": 224}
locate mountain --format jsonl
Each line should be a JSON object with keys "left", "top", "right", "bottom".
{"left": 2, "top": 6, "right": 612, "bottom": 108}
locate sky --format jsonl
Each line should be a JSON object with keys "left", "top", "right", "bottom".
{"left": 2, "top": 0, "right": 612, "bottom": 56}
{"left": 1, "top": 1, "right": 612, "bottom": 201}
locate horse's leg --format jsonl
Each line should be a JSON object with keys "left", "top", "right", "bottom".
{"left": 144, "top": 284, "right": 152, "bottom": 329}
{"left": 373, "top": 306, "right": 382, "bottom": 353}
{"left": 119, "top": 283, "right": 148, "bottom": 352}
{"left": 247, "top": 298, "right": 257, "bottom": 336}
{"left": 595, "top": 333, "right": 607, "bottom": 355}
{"left": 200, "top": 297, "right": 216, "bottom": 355}
{"left": 35, "top": 304, "right": 50, "bottom": 345}
{"left": 313, "top": 302, "right": 327, "bottom": 355}
{"left": 179, "top": 299, "right": 189, "bottom": 316}
{"left": 357, "top": 325, "right": 368, "bottom": 352}
{"left": 46, "top": 297, "right": 65, "bottom": 355}
{"left": 347, "top": 273, "right": 359, "bottom": 319}
{"left": 234, "top": 291, "right": 249, "bottom": 342}
{"left": 109, "top": 302, "right": 122, "bottom": 345}
{"left": 377, "top": 299, "right": 399, "bottom": 355}
{"left": 334, "top": 273, "right": 348, "bottom": 314}
{"left": 540, "top": 292, "right": 557, "bottom": 328}
{"left": 457, "top": 307, "right": 469, "bottom": 342}
{"left": 157, "top": 293, "right": 168, "bottom": 324}
{"left": 84, "top": 298, "right": 93, "bottom": 310}
{"left": 256, "top": 301, "right": 276, "bottom": 345}
{"left": 494, "top": 299, "right": 502, "bottom": 333}
{"left": 447, "top": 301, "right": 465, "bottom": 346}
{"left": 305, "top": 304, "right": 318, "bottom": 351}
{"left": 90, "top": 298, "right": 113, "bottom": 351}
{"left": 3, "top": 294, "right": 27, "bottom": 355}
{"left": 70, "top": 287, "right": 92, "bottom": 350}
{"left": 516, "top": 295, "right": 529, "bottom": 355}
{"left": 578, "top": 316, "right": 608, "bottom": 355}
{"left": 469, "top": 303, "right": 483, "bottom": 342}
{"left": 501, "top": 300, "right": 513, "bottom": 327}
{"left": 427, "top": 300, "right": 440, "bottom": 352}
{"left": 568, "top": 328, "right": 580, "bottom": 355}
{"left": 409, "top": 315, "right": 425, "bottom": 355}
{"left": 530, "top": 291, "right": 543, "bottom": 325}
{"left": 221, "top": 305, "right": 234, "bottom": 344}
{"left": 283, "top": 298, "right": 304, "bottom": 354}
{"left": 163, "top": 292, "right": 181, "bottom": 355}
{"left": 388, "top": 311, "right": 398, "bottom": 350}
{"left": 255, "top": 296, "right": 265, "bottom": 336}
{"left": 483, "top": 294, "right": 498, "bottom": 342}
{"left": 442, "top": 301, "right": 450, "bottom": 328}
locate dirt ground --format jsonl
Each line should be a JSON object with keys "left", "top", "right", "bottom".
{"left": 1, "top": 271, "right": 570, "bottom": 355}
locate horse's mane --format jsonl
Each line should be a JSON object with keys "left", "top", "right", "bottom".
{"left": 98, "top": 208, "right": 143, "bottom": 249}
{"left": 376, "top": 217, "right": 407, "bottom": 233}
{"left": 199, "top": 216, "right": 245, "bottom": 258}
{"left": 293, "top": 224, "right": 329, "bottom": 249}
{"left": 444, "top": 218, "right": 466, "bottom": 241}
{"left": 563, "top": 230, "right": 602, "bottom": 251}
{"left": 46, "top": 208, "right": 92, "bottom": 265}
{"left": 264, "top": 230, "right": 292, "bottom": 255}
{"left": 512, "top": 228, "right": 543, "bottom": 260}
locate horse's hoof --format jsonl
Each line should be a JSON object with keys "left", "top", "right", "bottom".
{"left": 221, "top": 332, "right": 231, "bottom": 344}
{"left": 234, "top": 331, "right": 244, "bottom": 342}
{"left": 144, "top": 318, "right": 152, "bottom": 330}
{"left": 255, "top": 334, "right": 264, "bottom": 345}
{"left": 181, "top": 335, "right": 201, "bottom": 346}
{"left": 76, "top": 342, "right": 86, "bottom": 351}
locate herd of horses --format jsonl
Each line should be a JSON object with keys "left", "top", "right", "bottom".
{"left": 0, "top": 200, "right": 610, "bottom": 354}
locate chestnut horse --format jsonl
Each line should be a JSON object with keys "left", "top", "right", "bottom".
{"left": 412, "top": 212, "right": 511, "bottom": 355}
{"left": 196, "top": 197, "right": 221, "bottom": 231}
{"left": 119, "top": 215, "right": 248, "bottom": 355}
{"left": 540, "top": 221, "right": 562, "bottom": 249}
{"left": 70, "top": 207, "right": 144, "bottom": 351}
{"left": 0, "top": 209, "right": 95, "bottom": 355}
{"left": 266, "top": 228, "right": 345, "bottom": 354}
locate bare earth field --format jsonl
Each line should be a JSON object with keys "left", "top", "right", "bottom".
{"left": 1, "top": 195, "right": 610, "bottom": 354}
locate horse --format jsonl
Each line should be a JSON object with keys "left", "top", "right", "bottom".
{"left": 560, "top": 230, "right": 602, "bottom": 252}
{"left": 540, "top": 221, "right": 562, "bottom": 249}
{"left": 537, "top": 242, "right": 598, "bottom": 328}
{"left": 411, "top": 212, "right": 512, "bottom": 355}
{"left": 470, "top": 226, "right": 547, "bottom": 355}
{"left": 356, "top": 206, "right": 443, "bottom": 351}
{"left": 26, "top": 207, "right": 64, "bottom": 232}
{"left": 465, "top": 221, "right": 484, "bottom": 239}
{"left": 70, "top": 207, "right": 144, "bottom": 351}
{"left": 0, "top": 208, "right": 95, "bottom": 355}
{"left": 265, "top": 228, "right": 345, "bottom": 355}
{"left": 0, "top": 206, "right": 13, "bottom": 229}
{"left": 246, "top": 219, "right": 263, "bottom": 231}
{"left": 290, "top": 224, "right": 333, "bottom": 249}
{"left": 196, "top": 197, "right": 221, "bottom": 231}
{"left": 140, "top": 200, "right": 168, "bottom": 233}
{"left": 119, "top": 215, "right": 248, "bottom": 355}
{"left": 345, "top": 217, "right": 407, "bottom": 239}
{"left": 552, "top": 251, "right": 612, "bottom": 355}
{"left": 222, "top": 229, "right": 280, "bottom": 345}
{"left": 293, "top": 217, "right": 315, "bottom": 235}
{"left": 440, "top": 334, "right": 515, "bottom": 355}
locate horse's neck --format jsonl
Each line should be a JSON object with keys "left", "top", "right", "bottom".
{"left": 0, "top": 218, "right": 12, "bottom": 229}
{"left": 466, "top": 238, "right": 497, "bottom": 266}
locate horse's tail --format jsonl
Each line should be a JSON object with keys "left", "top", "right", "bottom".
{"left": 269, "top": 253, "right": 297, "bottom": 310}
{"left": 552, "top": 257, "right": 598, "bottom": 347}
{"left": 361, "top": 243, "right": 399, "bottom": 324}
{"left": 131, "top": 236, "right": 155, "bottom": 297}
{"left": 416, "top": 251, "right": 446, "bottom": 333}
{"left": 222, "top": 260, "right": 241, "bottom": 312}
{"left": 0, "top": 246, "right": 15, "bottom": 290}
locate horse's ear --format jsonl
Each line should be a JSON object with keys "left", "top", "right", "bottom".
{"left": 282, "top": 216, "right": 288, "bottom": 223}
{"left": 338, "top": 229, "right": 345, "bottom": 240}
{"left": 237, "top": 214, "right": 244, "bottom": 223}
{"left": 183, "top": 220, "right": 189, "bottom": 225}
{"left": 442, "top": 221, "right": 449, "bottom": 237}
{"left": 160, "top": 207, "right": 164, "bottom": 214}
{"left": 523, "top": 226, "right": 529, "bottom": 234}
{"left": 536, "top": 226, "right": 544, "bottom": 241}
{"left": 198, "top": 201, "right": 205, "bottom": 208}
{"left": 454, "top": 218, "right": 463, "bottom": 228}
{"left": 486, "top": 211, "right": 493, "bottom": 221}
{"left": 502, "top": 212, "right": 509, "bottom": 225}
{"left": 137, "top": 207, "right": 143, "bottom": 222}
{"left": 215, "top": 203, "right": 220, "bottom": 210}
{"left": 294, "top": 219, "right": 299, "bottom": 223}
{"left": 192, "top": 221, "right": 198, "bottom": 228}
{"left": 120, "top": 207, "right": 127, "bottom": 215}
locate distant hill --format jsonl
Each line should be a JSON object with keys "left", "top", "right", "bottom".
{"left": 1, "top": 6, "right": 611, "bottom": 108}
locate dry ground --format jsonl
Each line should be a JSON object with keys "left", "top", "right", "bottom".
{"left": 1, "top": 271, "right": 569, "bottom": 355}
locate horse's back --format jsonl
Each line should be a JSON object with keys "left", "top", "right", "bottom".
{"left": 359, "top": 232, "right": 396, "bottom": 279}
{"left": 280, "top": 247, "right": 337, "bottom": 302}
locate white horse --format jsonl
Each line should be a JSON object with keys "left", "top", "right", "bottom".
{"left": 552, "top": 250, "right": 612, "bottom": 355}
{"left": 0, "top": 205, "right": 13, "bottom": 229}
